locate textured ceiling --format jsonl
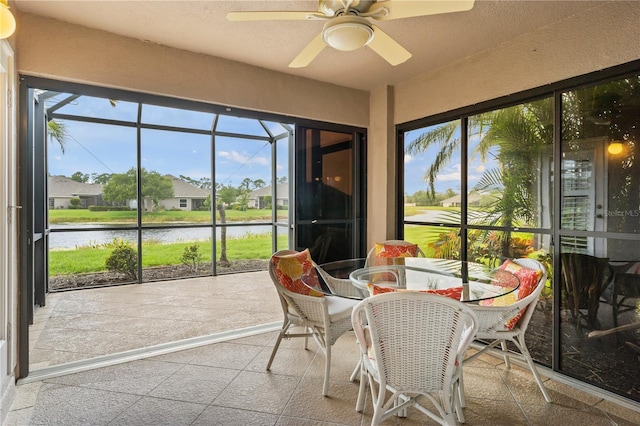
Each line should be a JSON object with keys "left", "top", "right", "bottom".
{"left": 13, "top": 0, "right": 609, "bottom": 91}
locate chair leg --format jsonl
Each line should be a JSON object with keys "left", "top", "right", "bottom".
{"left": 457, "top": 367, "right": 466, "bottom": 408}
{"left": 322, "top": 342, "right": 331, "bottom": 396}
{"left": 350, "top": 359, "right": 361, "bottom": 382}
{"left": 501, "top": 340, "right": 511, "bottom": 369}
{"left": 512, "top": 335, "right": 552, "bottom": 403}
{"left": 355, "top": 360, "right": 368, "bottom": 412}
{"left": 266, "top": 319, "right": 290, "bottom": 371}
{"left": 453, "top": 379, "right": 466, "bottom": 423}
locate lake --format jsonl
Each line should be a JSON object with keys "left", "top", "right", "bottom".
{"left": 49, "top": 223, "right": 274, "bottom": 249}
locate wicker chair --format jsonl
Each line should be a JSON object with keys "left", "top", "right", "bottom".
{"left": 352, "top": 292, "right": 478, "bottom": 426}
{"left": 267, "top": 250, "right": 359, "bottom": 396}
{"left": 463, "top": 258, "right": 552, "bottom": 403}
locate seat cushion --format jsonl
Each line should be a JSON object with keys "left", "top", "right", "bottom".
{"left": 271, "top": 249, "right": 324, "bottom": 297}
{"left": 367, "top": 282, "right": 463, "bottom": 300}
{"left": 479, "top": 259, "right": 542, "bottom": 329}
{"left": 326, "top": 296, "right": 359, "bottom": 321}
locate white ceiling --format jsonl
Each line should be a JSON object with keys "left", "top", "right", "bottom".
{"left": 13, "top": 0, "right": 609, "bottom": 91}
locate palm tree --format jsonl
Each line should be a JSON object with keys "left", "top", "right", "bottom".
{"left": 405, "top": 98, "right": 553, "bottom": 258}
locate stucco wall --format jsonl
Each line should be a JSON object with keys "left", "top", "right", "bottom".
{"left": 15, "top": 13, "right": 369, "bottom": 128}
{"left": 394, "top": 1, "right": 640, "bottom": 124}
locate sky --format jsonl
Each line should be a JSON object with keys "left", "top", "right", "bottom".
{"left": 45, "top": 92, "right": 495, "bottom": 195}
{"left": 403, "top": 125, "right": 493, "bottom": 196}
{"left": 46, "top": 94, "right": 290, "bottom": 188}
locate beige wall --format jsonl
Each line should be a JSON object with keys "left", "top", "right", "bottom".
{"left": 15, "top": 13, "right": 369, "bottom": 128}
{"left": 394, "top": 1, "right": 640, "bottom": 123}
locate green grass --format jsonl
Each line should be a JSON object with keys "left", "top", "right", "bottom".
{"left": 50, "top": 233, "right": 289, "bottom": 276}
{"left": 48, "top": 208, "right": 287, "bottom": 224}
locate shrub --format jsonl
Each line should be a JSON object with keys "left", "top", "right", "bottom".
{"left": 69, "top": 198, "right": 81, "bottom": 209}
{"left": 105, "top": 238, "right": 137, "bottom": 279}
{"left": 180, "top": 243, "right": 203, "bottom": 273}
{"left": 88, "top": 205, "right": 131, "bottom": 211}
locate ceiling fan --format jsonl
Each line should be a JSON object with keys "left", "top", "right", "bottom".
{"left": 227, "top": 0, "right": 475, "bottom": 68}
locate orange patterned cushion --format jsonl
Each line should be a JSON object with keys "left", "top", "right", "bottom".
{"left": 271, "top": 249, "right": 324, "bottom": 297}
{"left": 479, "top": 259, "right": 542, "bottom": 329}
{"left": 367, "top": 283, "right": 463, "bottom": 301}
{"left": 373, "top": 243, "right": 419, "bottom": 281}
{"left": 374, "top": 242, "right": 418, "bottom": 265}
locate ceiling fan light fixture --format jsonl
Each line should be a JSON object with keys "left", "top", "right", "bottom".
{"left": 0, "top": 0, "right": 17, "bottom": 39}
{"left": 322, "top": 16, "right": 374, "bottom": 51}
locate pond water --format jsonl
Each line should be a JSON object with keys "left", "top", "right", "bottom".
{"left": 49, "top": 224, "right": 273, "bottom": 249}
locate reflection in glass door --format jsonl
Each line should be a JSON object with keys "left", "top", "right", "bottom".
{"left": 559, "top": 75, "right": 640, "bottom": 402}
{"left": 295, "top": 126, "right": 366, "bottom": 263}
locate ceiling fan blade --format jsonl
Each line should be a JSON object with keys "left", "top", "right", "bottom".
{"left": 368, "top": 26, "right": 411, "bottom": 66}
{"left": 370, "top": 0, "right": 475, "bottom": 21}
{"left": 226, "top": 11, "right": 314, "bottom": 21}
{"left": 289, "top": 33, "right": 327, "bottom": 68}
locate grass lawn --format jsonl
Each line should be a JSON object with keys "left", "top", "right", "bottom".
{"left": 48, "top": 208, "right": 287, "bottom": 224}
{"left": 50, "top": 233, "right": 288, "bottom": 275}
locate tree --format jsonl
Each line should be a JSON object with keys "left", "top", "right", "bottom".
{"left": 103, "top": 168, "right": 174, "bottom": 211}
{"left": 90, "top": 173, "right": 112, "bottom": 184}
{"left": 179, "top": 175, "right": 211, "bottom": 190}
{"left": 216, "top": 183, "right": 239, "bottom": 265}
{"left": 406, "top": 98, "right": 553, "bottom": 258}
{"left": 70, "top": 171, "right": 89, "bottom": 183}
{"left": 47, "top": 120, "right": 68, "bottom": 153}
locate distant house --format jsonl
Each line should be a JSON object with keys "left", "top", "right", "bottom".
{"left": 440, "top": 193, "right": 482, "bottom": 208}
{"left": 157, "top": 175, "right": 211, "bottom": 211}
{"left": 48, "top": 175, "right": 105, "bottom": 209}
{"left": 48, "top": 174, "right": 211, "bottom": 211}
{"left": 248, "top": 183, "right": 289, "bottom": 209}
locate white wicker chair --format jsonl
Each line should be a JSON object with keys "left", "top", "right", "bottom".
{"left": 267, "top": 250, "right": 359, "bottom": 396}
{"left": 352, "top": 292, "right": 478, "bottom": 426}
{"left": 463, "top": 258, "right": 552, "bottom": 403}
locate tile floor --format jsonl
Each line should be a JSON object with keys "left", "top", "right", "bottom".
{"left": 6, "top": 272, "right": 640, "bottom": 425}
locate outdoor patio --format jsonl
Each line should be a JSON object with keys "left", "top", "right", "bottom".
{"left": 6, "top": 272, "right": 640, "bottom": 425}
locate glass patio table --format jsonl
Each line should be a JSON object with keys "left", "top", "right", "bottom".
{"left": 303, "top": 257, "right": 520, "bottom": 303}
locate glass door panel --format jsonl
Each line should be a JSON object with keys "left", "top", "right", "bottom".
{"left": 295, "top": 127, "right": 365, "bottom": 263}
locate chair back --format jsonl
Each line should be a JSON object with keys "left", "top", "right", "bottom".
{"left": 510, "top": 258, "right": 548, "bottom": 330}
{"left": 365, "top": 240, "right": 426, "bottom": 267}
{"left": 561, "top": 252, "right": 613, "bottom": 326}
{"left": 269, "top": 250, "right": 327, "bottom": 325}
{"left": 352, "top": 292, "right": 477, "bottom": 394}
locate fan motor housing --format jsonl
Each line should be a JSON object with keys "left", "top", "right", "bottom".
{"left": 322, "top": 15, "right": 374, "bottom": 51}
{"left": 320, "top": 0, "right": 377, "bottom": 16}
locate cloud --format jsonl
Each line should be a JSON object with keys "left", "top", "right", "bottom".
{"left": 436, "top": 163, "right": 461, "bottom": 182}
{"left": 404, "top": 154, "right": 413, "bottom": 163}
{"left": 218, "top": 150, "right": 268, "bottom": 166}
{"left": 54, "top": 155, "right": 62, "bottom": 161}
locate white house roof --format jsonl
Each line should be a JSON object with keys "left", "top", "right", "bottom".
{"left": 249, "top": 183, "right": 288, "bottom": 198}
{"left": 48, "top": 175, "right": 103, "bottom": 198}
{"left": 166, "top": 175, "right": 211, "bottom": 198}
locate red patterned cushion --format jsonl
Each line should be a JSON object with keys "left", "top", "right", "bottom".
{"left": 479, "top": 259, "right": 541, "bottom": 329}
{"left": 367, "top": 283, "right": 463, "bottom": 301}
{"left": 373, "top": 242, "right": 419, "bottom": 281}
{"left": 271, "top": 249, "right": 324, "bottom": 297}
{"left": 374, "top": 242, "right": 418, "bottom": 265}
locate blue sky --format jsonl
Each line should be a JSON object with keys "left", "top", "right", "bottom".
{"left": 47, "top": 94, "right": 290, "bottom": 187}
{"left": 403, "top": 125, "right": 492, "bottom": 196}
{"left": 46, "top": 93, "right": 493, "bottom": 195}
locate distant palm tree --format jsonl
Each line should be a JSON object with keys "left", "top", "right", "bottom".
{"left": 47, "top": 120, "right": 68, "bottom": 153}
